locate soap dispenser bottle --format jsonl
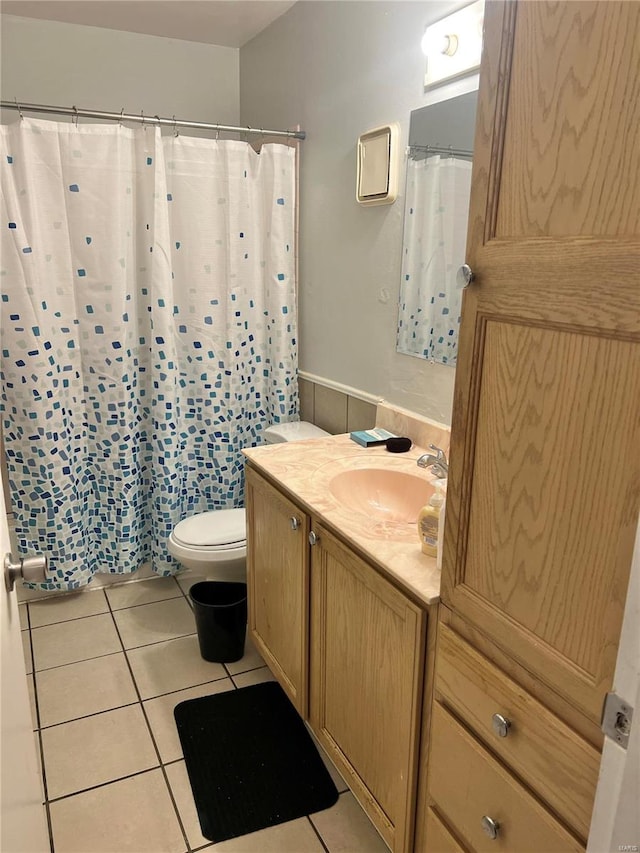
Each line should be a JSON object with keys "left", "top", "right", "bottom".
{"left": 418, "top": 482, "right": 444, "bottom": 557}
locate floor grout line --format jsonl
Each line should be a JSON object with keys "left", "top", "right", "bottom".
{"left": 28, "top": 592, "right": 187, "bottom": 626}
{"left": 30, "top": 628, "right": 211, "bottom": 674}
{"left": 38, "top": 700, "right": 141, "bottom": 730}
{"left": 45, "top": 765, "right": 163, "bottom": 805}
{"left": 105, "top": 593, "right": 193, "bottom": 853}
{"left": 43, "top": 796, "right": 55, "bottom": 853}
{"left": 31, "top": 647, "right": 134, "bottom": 675}
{"left": 27, "top": 624, "right": 55, "bottom": 853}
{"left": 306, "top": 814, "right": 331, "bottom": 852}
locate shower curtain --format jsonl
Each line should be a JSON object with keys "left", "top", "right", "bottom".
{"left": 397, "top": 154, "right": 472, "bottom": 365}
{"left": 0, "top": 118, "right": 298, "bottom": 589}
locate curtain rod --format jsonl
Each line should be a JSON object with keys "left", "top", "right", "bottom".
{"left": 409, "top": 144, "right": 472, "bottom": 158}
{"left": 0, "top": 100, "right": 306, "bottom": 141}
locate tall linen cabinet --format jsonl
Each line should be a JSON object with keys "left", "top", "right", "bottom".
{"left": 419, "top": 1, "right": 640, "bottom": 850}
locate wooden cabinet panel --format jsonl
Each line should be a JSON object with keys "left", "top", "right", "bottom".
{"left": 496, "top": 2, "right": 640, "bottom": 238}
{"left": 246, "top": 466, "right": 309, "bottom": 715}
{"left": 442, "top": 0, "right": 640, "bottom": 724}
{"left": 435, "top": 624, "right": 599, "bottom": 840}
{"left": 425, "top": 808, "right": 466, "bottom": 853}
{"left": 465, "top": 324, "right": 638, "bottom": 669}
{"left": 310, "top": 523, "right": 426, "bottom": 852}
{"left": 450, "top": 319, "right": 639, "bottom": 719}
{"left": 429, "top": 703, "right": 583, "bottom": 853}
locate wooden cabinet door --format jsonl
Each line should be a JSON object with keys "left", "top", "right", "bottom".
{"left": 245, "top": 466, "right": 309, "bottom": 715}
{"left": 442, "top": 1, "right": 640, "bottom": 724}
{"left": 309, "top": 523, "right": 426, "bottom": 852}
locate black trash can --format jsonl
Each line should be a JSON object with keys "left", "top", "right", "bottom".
{"left": 189, "top": 581, "right": 247, "bottom": 663}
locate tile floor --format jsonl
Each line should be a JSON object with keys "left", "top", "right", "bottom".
{"left": 19, "top": 574, "right": 390, "bottom": 853}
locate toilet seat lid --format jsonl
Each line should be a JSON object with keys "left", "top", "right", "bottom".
{"left": 173, "top": 509, "right": 246, "bottom": 548}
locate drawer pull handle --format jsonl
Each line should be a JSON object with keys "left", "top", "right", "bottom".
{"left": 492, "top": 713, "right": 511, "bottom": 738}
{"left": 290, "top": 517, "right": 300, "bottom": 531}
{"left": 481, "top": 815, "right": 500, "bottom": 840}
{"left": 309, "top": 531, "right": 319, "bottom": 546}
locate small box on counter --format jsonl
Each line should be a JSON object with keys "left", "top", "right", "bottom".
{"left": 349, "top": 428, "right": 398, "bottom": 447}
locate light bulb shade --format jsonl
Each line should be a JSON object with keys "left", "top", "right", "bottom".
{"left": 422, "top": 0, "right": 484, "bottom": 89}
{"left": 442, "top": 34, "right": 459, "bottom": 57}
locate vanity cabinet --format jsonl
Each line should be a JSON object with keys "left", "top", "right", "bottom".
{"left": 245, "top": 465, "right": 310, "bottom": 715}
{"left": 246, "top": 465, "right": 428, "bottom": 852}
{"left": 420, "top": 1, "right": 640, "bottom": 850}
{"left": 310, "top": 522, "right": 426, "bottom": 853}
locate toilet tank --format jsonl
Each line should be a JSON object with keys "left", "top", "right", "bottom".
{"left": 264, "top": 421, "right": 330, "bottom": 444}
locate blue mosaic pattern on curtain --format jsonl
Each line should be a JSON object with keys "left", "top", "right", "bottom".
{"left": 0, "top": 119, "right": 298, "bottom": 589}
{"left": 396, "top": 155, "right": 472, "bottom": 365}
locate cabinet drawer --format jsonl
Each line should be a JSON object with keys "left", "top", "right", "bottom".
{"left": 435, "top": 624, "right": 598, "bottom": 840}
{"left": 425, "top": 808, "right": 466, "bottom": 852}
{"left": 429, "top": 703, "right": 583, "bottom": 852}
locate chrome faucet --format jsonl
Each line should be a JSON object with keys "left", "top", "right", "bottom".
{"left": 417, "top": 444, "right": 449, "bottom": 478}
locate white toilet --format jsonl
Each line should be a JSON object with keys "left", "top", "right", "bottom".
{"left": 167, "top": 421, "right": 330, "bottom": 581}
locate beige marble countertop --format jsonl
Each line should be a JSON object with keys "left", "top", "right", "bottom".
{"left": 243, "top": 434, "right": 442, "bottom": 607}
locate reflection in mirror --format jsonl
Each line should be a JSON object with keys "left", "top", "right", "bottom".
{"left": 397, "top": 92, "right": 477, "bottom": 365}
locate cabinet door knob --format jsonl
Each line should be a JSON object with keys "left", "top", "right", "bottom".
{"left": 457, "top": 263, "right": 475, "bottom": 288}
{"left": 492, "top": 713, "right": 512, "bottom": 738}
{"left": 290, "top": 517, "right": 300, "bottom": 531}
{"left": 308, "top": 531, "right": 318, "bottom": 546}
{"left": 481, "top": 815, "right": 500, "bottom": 840}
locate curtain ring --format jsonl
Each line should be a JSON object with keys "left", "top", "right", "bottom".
{"left": 14, "top": 97, "right": 23, "bottom": 120}
{"left": 72, "top": 105, "right": 79, "bottom": 128}
{"left": 448, "top": 145, "right": 454, "bottom": 159}
{"left": 216, "top": 126, "right": 220, "bottom": 141}
{"left": 172, "top": 115, "right": 179, "bottom": 138}
{"left": 119, "top": 107, "right": 124, "bottom": 126}
{"left": 154, "top": 114, "right": 161, "bottom": 130}
{"left": 141, "top": 110, "right": 146, "bottom": 130}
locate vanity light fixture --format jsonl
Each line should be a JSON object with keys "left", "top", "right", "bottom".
{"left": 421, "top": 0, "right": 485, "bottom": 90}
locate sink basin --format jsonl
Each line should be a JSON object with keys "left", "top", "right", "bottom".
{"left": 329, "top": 468, "right": 434, "bottom": 524}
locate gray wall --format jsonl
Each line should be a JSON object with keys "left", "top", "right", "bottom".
{"left": 1, "top": 15, "right": 239, "bottom": 129}
{"left": 240, "top": 1, "right": 465, "bottom": 423}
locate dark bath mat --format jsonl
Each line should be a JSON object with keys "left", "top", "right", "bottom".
{"left": 174, "top": 681, "right": 339, "bottom": 843}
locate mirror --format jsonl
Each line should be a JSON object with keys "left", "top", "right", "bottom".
{"left": 396, "top": 92, "right": 478, "bottom": 365}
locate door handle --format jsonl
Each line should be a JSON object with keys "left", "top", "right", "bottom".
{"left": 4, "top": 553, "right": 48, "bottom": 592}
{"left": 457, "top": 263, "right": 475, "bottom": 288}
